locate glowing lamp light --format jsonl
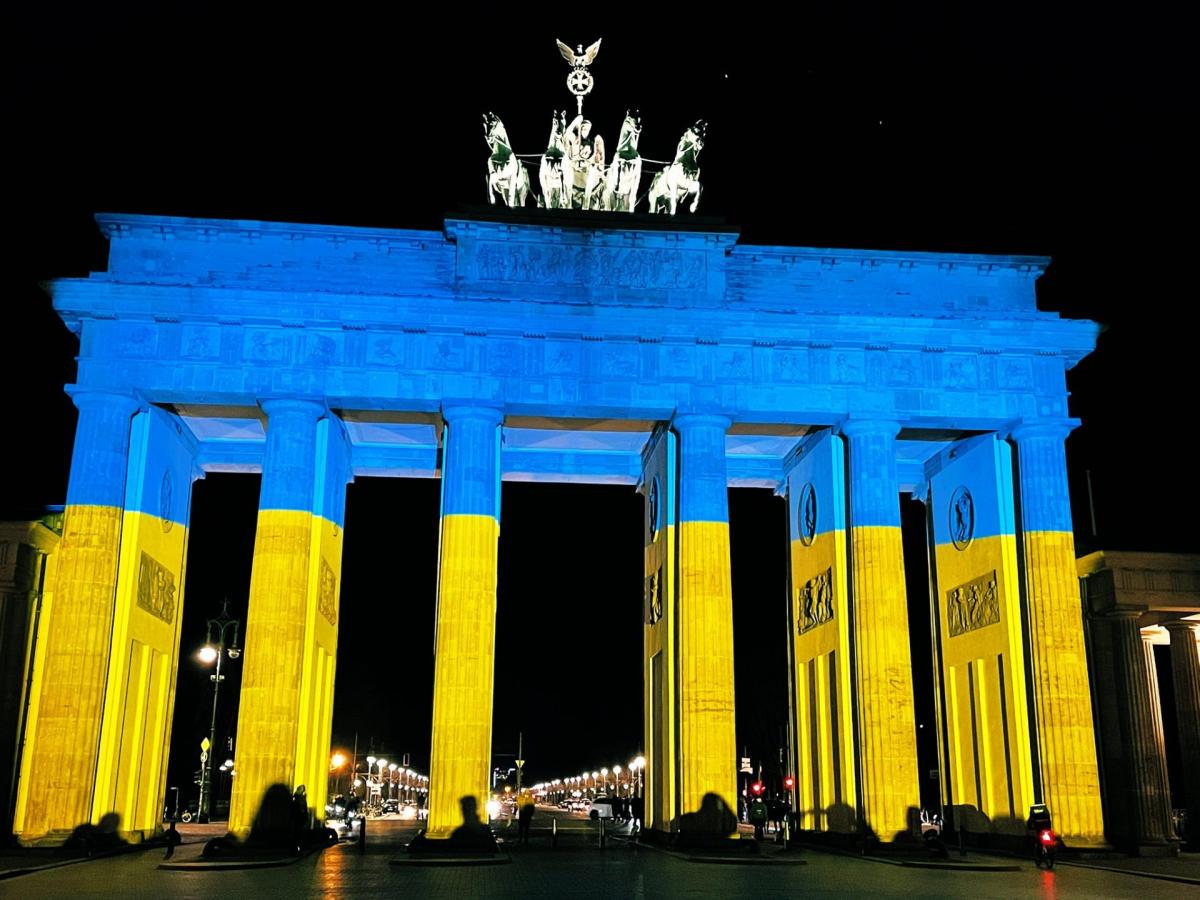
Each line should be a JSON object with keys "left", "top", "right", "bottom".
{"left": 330, "top": 752, "right": 347, "bottom": 770}
{"left": 197, "top": 645, "right": 218, "bottom": 664}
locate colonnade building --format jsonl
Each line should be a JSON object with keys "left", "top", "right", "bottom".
{"left": 3, "top": 211, "right": 1125, "bottom": 847}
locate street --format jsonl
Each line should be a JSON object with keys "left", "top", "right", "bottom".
{"left": 3, "top": 811, "right": 1197, "bottom": 899}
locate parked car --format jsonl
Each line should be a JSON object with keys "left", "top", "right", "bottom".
{"left": 327, "top": 818, "right": 351, "bottom": 841}
{"left": 588, "top": 797, "right": 617, "bottom": 820}
{"left": 382, "top": 798, "right": 400, "bottom": 814}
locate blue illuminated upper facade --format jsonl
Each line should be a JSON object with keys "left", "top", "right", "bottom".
{"left": 48, "top": 212, "right": 1097, "bottom": 491}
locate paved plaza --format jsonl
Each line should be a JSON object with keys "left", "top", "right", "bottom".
{"left": 3, "top": 819, "right": 1197, "bottom": 899}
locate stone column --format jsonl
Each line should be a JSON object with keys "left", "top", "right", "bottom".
{"left": 230, "top": 399, "right": 349, "bottom": 834}
{"left": 1010, "top": 421, "right": 1105, "bottom": 845}
{"left": 1108, "top": 614, "right": 1176, "bottom": 849}
{"left": 674, "top": 414, "right": 737, "bottom": 823}
{"left": 425, "top": 406, "right": 502, "bottom": 838}
{"left": 17, "top": 390, "right": 139, "bottom": 842}
{"left": 841, "top": 419, "right": 920, "bottom": 842}
{"left": 1165, "top": 621, "right": 1200, "bottom": 842}
{"left": 0, "top": 518, "right": 60, "bottom": 842}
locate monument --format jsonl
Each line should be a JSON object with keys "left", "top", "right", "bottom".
{"left": 7, "top": 38, "right": 1108, "bottom": 850}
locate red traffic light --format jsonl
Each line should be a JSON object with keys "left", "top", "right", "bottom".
{"left": 751, "top": 781, "right": 764, "bottom": 796}
{"left": 783, "top": 775, "right": 795, "bottom": 791}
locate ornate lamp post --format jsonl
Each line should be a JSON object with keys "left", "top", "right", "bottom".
{"left": 197, "top": 600, "right": 241, "bottom": 822}
{"left": 631, "top": 755, "right": 645, "bottom": 798}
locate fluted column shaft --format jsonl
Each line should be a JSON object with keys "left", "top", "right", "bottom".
{"left": 230, "top": 399, "right": 326, "bottom": 832}
{"left": 1010, "top": 422, "right": 1104, "bottom": 844}
{"left": 426, "top": 406, "right": 502, "bottom": 837}
{"left": 19, "top": 390, "right": 139, "bottom": 840}
{"left": 674, "top": 414, "right": 737, "bottom": 823}
{"left": 1111, "top": 615, "right": 1176, "bottom": 845}
{"left": 842, "top": 419, "right": 919, "bottom": 842}
{"left": 1166, "top": 621, "right": 1200, "bottom": 841}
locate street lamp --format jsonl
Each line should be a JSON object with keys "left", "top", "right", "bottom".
{"left": 197, "top": 599, "right": 241, "bottom": 823}
{"left": 613, "top": 764, "right": 623, "bottom": 796}
{"left": 601, "top": 767, "right": 609, "bottom": 795}
{"left": 388, "top": 763, "right": 398, "bottom": 800}
{"left": 330, "top": 751, "right": 347, "bottom": 797}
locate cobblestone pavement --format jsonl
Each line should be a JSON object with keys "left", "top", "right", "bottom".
{"left": 4, "top": 821, "right": 1197, "bottom": 899}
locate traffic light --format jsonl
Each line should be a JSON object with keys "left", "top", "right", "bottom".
{"left": 750, "top": 780, "right": 764, "bottom": 797}
{"left": 783, "top": 775, "right": 795, "bottom": 791}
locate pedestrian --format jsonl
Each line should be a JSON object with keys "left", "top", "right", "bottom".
{"left": 631, "top": 794, "right": 644, "bottom": 836}
{"left": 163, "top": 819, "right": 181, "bottom": 859}
{"left": 291, "top": 785, "right": 309, "bottom": 847}
{"left": 517, "top": 789, "right": 535, "bottom": 844}
{"left": 769, "top": 796, "right": 784, "bottom": 835}
{"left": 749, "top": 795, "right": 769, "bottom": 841}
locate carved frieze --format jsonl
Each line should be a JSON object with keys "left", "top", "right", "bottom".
{"left": 946, "top": 570, "right": 1000, "bottom": 637}
{"left": 796, "top": 567, "right": 834, "bottom": 635}
{"left": 318, "top": 558, "right": 338, "bottom": 626}
{"left": 137, "top": 551, "right": 177, "bottom": 624}
{"left": 646, "top": 566, "right": 664, "bottom": 625}
{"left": 468, "top": 241, "right": 705, "bottom": 290}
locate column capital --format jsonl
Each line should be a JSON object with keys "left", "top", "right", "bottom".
{"left": 1104, "top": 609, "right": 1149, "bottom": 626}
{"left": 1164, "top": 620, "right": 1200, "bottom": 638}
{"left": 442, "top": 405, "right": 504, "bottom": 427}
{"left": 837, "top": 418, "right": 901, "bottom": 440}
{"left": 672, "top": 413, "right": 732, "bottom": 433}
{"left": 258, "top": 397, "right": 326, "bottom": 419}
{"left": 65, "top": 387, "right": 141, "bottom": 416}
{"left": 1007, "top": 418, "right": 1080, "bottom": 443}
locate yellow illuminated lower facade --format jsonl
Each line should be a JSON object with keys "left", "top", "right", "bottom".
{"left": 791, "top": 528, "right": 857, "bottom": 833}
{"left": 1022, "top": 529, "right": 1105, "bottom": 847}
{"left": 934, "top": 533, "right": 1035, "bottom": 834}
{"left": 849, "top": 523, "right": 921, "bottom": 842}
{"left": 15, "top": 507, "right": 188, "bottom": 844}
{"left": 644, "top": 520, "right": 677, "bottom": 831}
{"left": 228, "top": 509, "right": 341, "bottom": 835}
{"left": 425, "top": 513, "right": 499, "bottom": 838}
{"left": 677, "top": 520, "right": 738, "bottom": 827}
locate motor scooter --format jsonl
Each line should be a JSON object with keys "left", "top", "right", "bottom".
{"left": 1035, "top": 827, "right": 1057, "bottom": 869}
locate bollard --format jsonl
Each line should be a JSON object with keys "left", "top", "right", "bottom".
{"left": 552, "top": 816, "right": 558, "bottom": 848}
{"left": 599, "top": 816, "right": 606, "bottom": 849}
{"left": 358, "top": 815, "right": 366, "bottom": 852}
{"left": 784, "top": 816, "right": 790, "bottom": 846}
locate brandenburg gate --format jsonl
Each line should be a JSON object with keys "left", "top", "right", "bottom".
{"left": 11, "top": 209, "right": 1106, "bottom": 848}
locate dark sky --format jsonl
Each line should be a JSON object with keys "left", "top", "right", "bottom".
{"left": 4, "top": 7, "right": 1192, "bottom": 804}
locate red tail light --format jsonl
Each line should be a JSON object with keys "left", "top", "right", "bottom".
{"left": 1039, "top": 829, "right": 1056, "bottom": 847}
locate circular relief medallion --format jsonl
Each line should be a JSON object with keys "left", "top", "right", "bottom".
{"left": 798, "top": 482, "right": 817, "bottom": 547}
{"left": 648, "top": 477, "right": 661, "bottom": 540}
{"left": 159, "top": 470, "right": 174, "bottom": 533}
{"left": 949, "top": 486, "right": 974, "bottom": 551}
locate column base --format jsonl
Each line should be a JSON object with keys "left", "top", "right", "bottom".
{"left": 406, "top": 827, "right": 500, "bottom": 855}
{"left": 1129, "top": 839, "right": 1181, "bottom": 858}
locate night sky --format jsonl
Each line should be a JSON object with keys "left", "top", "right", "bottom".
{"left": 4, "top": 8, "right": 1193, "bottom": 807}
